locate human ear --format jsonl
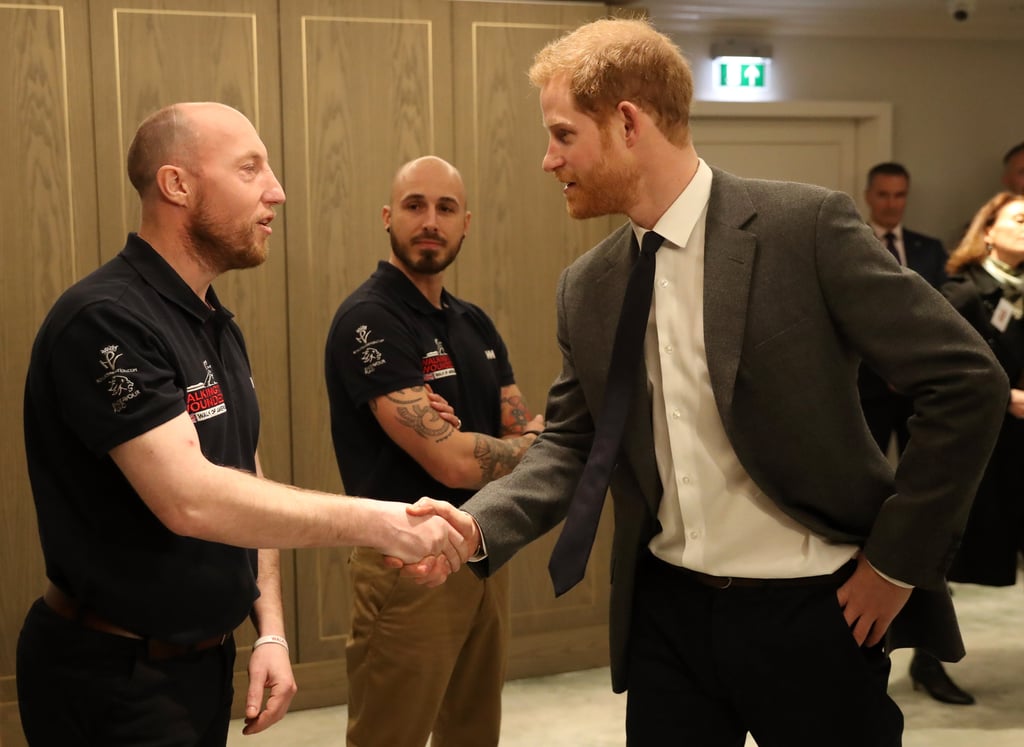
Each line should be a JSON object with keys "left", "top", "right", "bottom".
{"left": 618, "top": 101, "right": 642, "bottom": 145}
{"left": 155, "top": 165, "right": 189, "bottom": 206}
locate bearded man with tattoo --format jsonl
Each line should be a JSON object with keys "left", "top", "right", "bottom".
{"left": 324, "top": 156, "right": 542, "bottom": 747}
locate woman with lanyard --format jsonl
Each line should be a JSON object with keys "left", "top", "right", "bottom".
{"left": 915, "top": 191, "right": 1024, "bottom": 705}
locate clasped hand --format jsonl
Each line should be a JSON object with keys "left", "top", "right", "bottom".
{"left": 382, "top": 497, "right": 480, "bottom": 587}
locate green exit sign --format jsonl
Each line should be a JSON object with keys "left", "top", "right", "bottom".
{"left": 715, "top": 58, "right": 768, "bottom": 89}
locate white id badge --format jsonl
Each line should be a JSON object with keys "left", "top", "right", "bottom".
{"left": 991, "top": 297, "right": 1015, "bottom": 332}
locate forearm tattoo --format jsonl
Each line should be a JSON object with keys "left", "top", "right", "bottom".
{"left": 473, "top": 434, "right": 525, "bottom": 482}
{"left": 501, "top": 393, "right": 530, "bottom": 434}
{"left": 375, "top": 387, "right": 530, "bottom": 486}
{"left": 385, "top": 387, "right": 452, "bottom": 439}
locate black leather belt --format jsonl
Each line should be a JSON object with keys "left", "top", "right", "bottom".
{"left": 646, "top": 553, "right": 857, "bottom": 590}
{"left": 43, "top": 583, "right": 229, "bottom": 660}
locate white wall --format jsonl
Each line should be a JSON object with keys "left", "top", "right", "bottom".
{"left": 674, "top": 32, "right": 1023, "bottom": 249}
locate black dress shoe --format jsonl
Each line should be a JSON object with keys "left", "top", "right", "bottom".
{"left": 909, "top": 650, "right": 976, "bottom": 705}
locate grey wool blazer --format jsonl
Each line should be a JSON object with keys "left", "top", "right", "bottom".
{"left": 463, "top": 167, "right": 1008, "bottom": 693}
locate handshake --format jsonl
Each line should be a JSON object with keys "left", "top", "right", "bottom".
{"left": 371, "top": 497, "right": 480, "bottom": 587}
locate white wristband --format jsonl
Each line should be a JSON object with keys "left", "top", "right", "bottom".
{"left": 253, "top": 634, "right": 289, "bottom": 652}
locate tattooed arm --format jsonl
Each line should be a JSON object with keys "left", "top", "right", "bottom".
{"left": 498, "top": 384, "right": 544, "bottom": 437}
{"left": 370, "top": 385, "right": 542, "bottom": 489}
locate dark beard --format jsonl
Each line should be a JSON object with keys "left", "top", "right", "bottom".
{"left": 389, "top": 232, "right": 463, "bottom": 275}
{"left": 186, "top": 199, "right": 266, "bottom": 274}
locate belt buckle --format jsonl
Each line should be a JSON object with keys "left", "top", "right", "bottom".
{"left": 711, "top": 575, "right": 733, "bottom": 590}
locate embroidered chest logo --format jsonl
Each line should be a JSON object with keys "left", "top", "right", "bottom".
{"left": 186, "top": 360, "right": 227, "bottom": 423}
{"left": 353, "top": 324, "right": 386, "bottom": 375}
{"left": 96, "top": 344, "right": 141, "bottom": 414}
{"left": 422, "top": 338, "right": 456, "bottom": 381}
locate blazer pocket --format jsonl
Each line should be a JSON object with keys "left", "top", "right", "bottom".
{"left": 749, "top": 315, "right": 810, "bottom": 354}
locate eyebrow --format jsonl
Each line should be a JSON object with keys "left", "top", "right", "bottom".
{"left": 402, "top": 193, "right": 461, "bottom": 206}
{"left": 235, "top": 150, "right": 266, "bottom": 164}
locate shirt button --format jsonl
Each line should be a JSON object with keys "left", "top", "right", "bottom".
{"left": 689, "top": 530, "right": 700, "bottom": 539}
{"left": 681, "top": 475, "right": 691, "bottom": 484}
{"left": 659, "top": 279, "right": 669, "bottom": 287}
{"left": 664, "top": 344, "right": 674, "bottom": 354}
{"left": 672, "top": 409, "right": 681, "bottom": 419}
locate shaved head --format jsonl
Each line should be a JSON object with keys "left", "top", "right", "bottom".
{"left": 126, "top": 102, "right": 253, "bottom": 198}
{"left": 127, "top": 104, "right": 199, "bottom": 197}
{"left": 389, "top": 156, "right": 466, "bottom": 207}
{"left": 384, "top": 156, "right": 470, "bottom": 278}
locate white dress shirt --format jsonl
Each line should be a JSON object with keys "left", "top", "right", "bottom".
{"left": 870, "top": 221, "right": 906, "bottom": 266}
{"left": 642, "top": 160, "right": 858, "bottom": 578}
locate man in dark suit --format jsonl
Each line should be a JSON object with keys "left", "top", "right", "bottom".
{"left": 863, "top": 162, "right": 947, "bottom": 287}
{"left": 858, "top": 162, "right": 948, "bottom": 458}
{"left": 398, "top": 18, "right": 1007, "bottom": 746}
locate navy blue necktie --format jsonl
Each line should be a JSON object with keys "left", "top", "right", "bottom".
{"left": 548, "top": 230, "right": 665, "bottom": 596}
{"left": 883, "top": 232, "right": 900, "bottom": 262}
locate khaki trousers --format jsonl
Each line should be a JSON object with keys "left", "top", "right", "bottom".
{"left": 346, "top": 546, "right": 510, "bottom": 747}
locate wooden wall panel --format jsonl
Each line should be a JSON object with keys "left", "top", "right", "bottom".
{"left": 280, "top": 0, "right": 455, "bottom": 704}
{"left": 451, "top": 0, "right": 616, "bottom": 677}
{"left": 0, "top": 1, "right": 97, "bottom": 743}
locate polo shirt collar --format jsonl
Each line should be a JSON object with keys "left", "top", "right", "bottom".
{"left": 120, "top": 233, "right": 234, "bottom": 323}
{"left": 372, "top": 260, "right": 466, "bottom": 316}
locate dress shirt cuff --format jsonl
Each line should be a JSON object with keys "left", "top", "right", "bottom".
{"left": 867, "top": 559, "right": 913, "bottom": 589}
{"left": 469, "top": 518, "right": 488, "bottom": 562}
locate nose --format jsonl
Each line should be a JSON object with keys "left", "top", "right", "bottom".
{"left": 264, "top": 169, "right": 286, "bottom": 205}
{"left": 542, "top": 141, "right": 563, "bottom": 173}
{"left": 423, "top": 206, "right": 439, "bottom": 228}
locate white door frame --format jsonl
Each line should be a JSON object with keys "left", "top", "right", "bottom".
{"left": 691, "top": 100, "right": 893, "bottom": 214}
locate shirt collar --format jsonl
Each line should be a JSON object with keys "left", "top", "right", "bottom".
{"left": 869, "top": 221, "right": 903, "bottom": 241}
{"left": 119, "top": 233, "right": 232, "bottom": 323}
{"left": 371, "top": 261, "right": 466, "bottom": 316}
{"left": 630, "top": 158, "right": 713, "bottom": 251}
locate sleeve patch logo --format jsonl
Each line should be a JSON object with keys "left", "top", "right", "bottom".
{"left": 353, "top": 324, "right": 387, "bottom": 375}
{"left": 422, "top": 338, "right": 456, "bottom": 381}
{"left": 186, "top": 360, "right": 227, "bottom": 422}
{"left": 96, "top": 344, "right": 141, "bottom": 413}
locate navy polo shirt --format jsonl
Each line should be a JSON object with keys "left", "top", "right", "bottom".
{"left": 23, "top": 233, "right": 261, "bottom": 644}
{"left": 325, "top": 261, "right": 515, "bottom": 506}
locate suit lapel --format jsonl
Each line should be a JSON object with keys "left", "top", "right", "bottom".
{"left": 590, "top": 225, "right": 663, "bottom": 516}
{"left": 703, "top": 170, "right": 758, "bottom": 426}
{"left": 592, "top": 224, "right": 637, "bottom": 340}
{"left": 903, "top": 230, "right": 919, "bottom": 261}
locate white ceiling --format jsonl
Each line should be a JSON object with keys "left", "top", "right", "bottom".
{"left": 611, "top": 0, "right": 1024, "bottom": 40}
